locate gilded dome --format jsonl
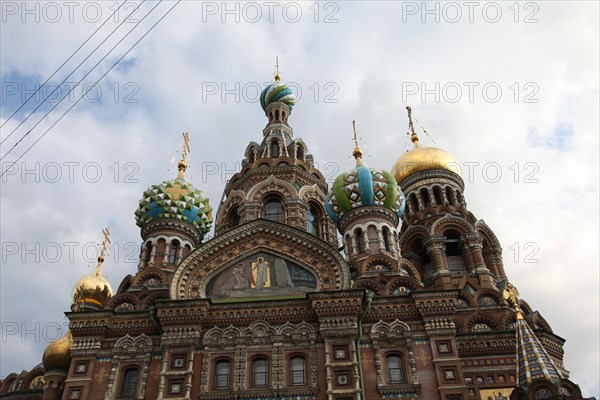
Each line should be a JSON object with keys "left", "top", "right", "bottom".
{"left": 134, "top": 162, "right": 213, "bottom": 236}
{"left": 325, "top": 156, "right": 405, "bottom": 224}
{"left": 391, "top": 146, "right": 461, "bottom": 184}
{"left": 71, "top": 261, "right": 113, "bottom": 307}
{"left": 392, "top": 106, "right": 461, "bottom": 184}
{"left": 42, "top": 330, "right": 72, "bottom": 371}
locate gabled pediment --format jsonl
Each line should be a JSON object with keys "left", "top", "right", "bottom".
{"left": 170, "top": 219, "right": 349, "bottom": 300}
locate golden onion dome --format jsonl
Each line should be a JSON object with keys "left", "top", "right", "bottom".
{"left": 71, "top": 256, "right": 113, "bottom": 307}
{"left": 391, "top": 146, "right": 461, "bottom": 184}
{"left": 42, "top": 330, "right": 72, "bottom": 371}
{"left": 392, "top": 106, "right": 461, "bottom": 184}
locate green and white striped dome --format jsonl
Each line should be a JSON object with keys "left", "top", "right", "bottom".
{"left": 325, "top": 163, "right": 405, "bottom": 224}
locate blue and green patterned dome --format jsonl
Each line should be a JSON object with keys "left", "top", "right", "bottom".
{"left": 135, "top": 167, "right": 212, "bottom": 235}
{"left": 260, "top": 81, "right": 296, "bottom": 111}
{"left": 325, "top": 161, "right": 406, "bottom": 224}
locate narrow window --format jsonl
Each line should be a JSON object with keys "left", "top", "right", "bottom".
{"left": 386, "top": 355, "right": 405, "bottom": 384}
{"left": 356, "top": 228, "right": 366, "bottom": 252}
{"left": 253, "top": 358, "right": 268, "bottom": 387}
{"left": 383, "top": 228, "right": 391, "bottom": 251}
{"left": 271, "top": 141, "right": 280, "bottom": 157}
{"left": 264, "top": 201, "right": 283, "bottom": 222}
{"left": 307, "top": 206, "right": 319, "bottom": 236}
{"left": 120, "top": 368, "right": 139, "bottom": 398}
{"left": 290, "top": 356, "right": 306, "bottom": 386}
{"left": 214, "top": 360, "right": 230, "bottom": 389}
{"left": 168, "top": 241, "right": 179, "bottom": 264}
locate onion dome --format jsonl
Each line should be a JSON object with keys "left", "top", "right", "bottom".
{"left": 71, "top": 255, "right": 113, "bottom": 308}
{"left": 260, "top": 68, "right": 296, "bottom": 111}
{"left": 42, "top": 330, "right": 72, "bottom": 371}
{"left": 391, "top": 106, "right": 461, "bottom": 184}
{"left": 134, "top": 159, "right": 213, "bottom": 236}
{"left": 325, "top": 122, "right": 406, "bottom": 224}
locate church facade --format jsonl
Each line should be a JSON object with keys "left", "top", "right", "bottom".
{"left": 0, "top": 73, "right": 591, "bottom": 400}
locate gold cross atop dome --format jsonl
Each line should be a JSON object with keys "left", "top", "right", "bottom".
{"left": 177, "top": 132, "right": 190, "bottom": 179}
{"left": 352, "top": 120, "right": 363, "bottom": 166}
{"left": 95, "top": 226, "right": 110, "bottom": 273}
{"left": 274, "top": 56, "right": 281, "bottom": 83}
{"left": 406, "top": 106, "right": 421, "bottom": 149}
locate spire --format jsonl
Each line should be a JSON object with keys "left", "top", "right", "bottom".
{"left": 406, "top": 106, "right": 421, "bottom": 149}
{"left": 352, "top": 120, "right": 363, "bottom": 166}
{"left": 177, "top": 132, "right": 190, "bottom": 179}
{"left": 274, "top": 56, "right": 281, "bottom": 83}
{"left": 94, "top": 226, "right": 110, "bottom": 275}
{"left": 502, "top": 282, "right": 564, "bottom": 387}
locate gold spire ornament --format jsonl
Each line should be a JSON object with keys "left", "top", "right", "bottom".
{"left": 406, "top": 106, "right": 421, "bottom": 149}
{"left": 352, "top": 120, "right": 363, "bottom": 166}
{"left": 274, "top": 56, "right": 281, "bottom": 83}
{"left": 502, "top": 281, "right": 524, "bottom": 320}
{"left": 177, "top": 132, "right": 190, "bottom": 179}
{"left": 71, "top": 227, "right": 114, "bottom": 309}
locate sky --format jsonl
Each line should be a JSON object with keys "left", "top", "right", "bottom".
{"left": 0, "top": 0, "right": 598, "bottom": 396}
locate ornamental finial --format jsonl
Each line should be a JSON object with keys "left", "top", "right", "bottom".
{"left": 95, "top": 226, "right": 110, "bottom": 275}
{"left": 274, "top": 56, "right": 281, "bottom": 83}
{"left": 177, "top": 132, "right": 190, "bottom": 179}
{"left": 502, "top": 281, "right": 524, "bottom": 320}
{"left": 406, "top": 106, "right": 421, "bottom": 149}
{"left": 352, "top": 120, "right": 363, "bottom": 166}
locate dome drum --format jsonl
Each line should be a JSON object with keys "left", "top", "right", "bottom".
{"left": 141, "top": 219, "right": 202, "bottom": 246}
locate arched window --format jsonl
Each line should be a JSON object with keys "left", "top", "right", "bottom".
{"left": 420, "top": 188, "right": 430, "bottom": 208}
{"left": 307, "top": 206, "right": 319, "bottom": 236}
{"left": 120, "top": 368, "right": 139, "bottom": 398}
{"left": 228, "top": 207, "right": 241, "bottom": 227}
{"left": 271, "top": 141, "right": 280, "bottom": 157}
{"left": 252, "top": 358, "right": 268, "bottom": 387}
{"left": 356, "top": 228, "right": 366, "bottom": 252}
{"left": 168, "top": 240, "right": 179, "bottom": 264}
{"left": 264, "top": 201, "right": 283, "bottom": 222}
{"left": 383, "top": 227, "right": 391, "bottom": 251}
{"left": 289, "top": 356, "right": 306, "bottom": 386}
{"left": 214, "top": 360, "right": 230, "bottom": 389}
{"left": 144, "top": 242, "right": 152, "bottom": 263}
{"left": 446, "top": 187, "right": 455, "bottom": 205}
{"left": 433, "top": 186, "right": 443, "bottom": 205}
{"left": 386, "top": 354, "right": 405, "bottom": 384}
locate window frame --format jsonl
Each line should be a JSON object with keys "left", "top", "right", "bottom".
{"left": 385, "top": 354, "right": 405, "bottom": 384}
{"left": 213, "top": 359, "right": 231, "bottom": 390}
{"left": 120, "top": 367, "right": 139, "bottom": 398}
{"left": 264, "top": 200, "right": 283, "bottom": 223}
{"left": 252, "top": 357, "right": 269, "bottom": 388}
{"left": 289, "top": 355, "right": 306, "bottom": 386}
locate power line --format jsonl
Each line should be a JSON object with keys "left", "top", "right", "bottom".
{"left": 0, "top": 0, "right": 182, "bottom": 179}
{"left": 1, "top": 0, "right": 146, "bottom": 147}
{"left": 0, "top": 1, "right": 126, "bottom": 130}
{"left": 0, "top": 0, "right": 160, "bottom": 162}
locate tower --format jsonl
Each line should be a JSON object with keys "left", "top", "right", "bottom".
{"left": 325, "top": 121, "right": 415, "bottom": 295}
{"left": 215, "top": 67, "right": 337, "bottom": 245}
{"left": 392, "top": 106, "right": 505, "bottom": 291}
{"left": 134, "top": 132, "right": 212, "bottom": 273}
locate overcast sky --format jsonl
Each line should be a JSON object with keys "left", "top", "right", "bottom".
{"left": 1, "top": 0, "right": 598, "bottom": 396}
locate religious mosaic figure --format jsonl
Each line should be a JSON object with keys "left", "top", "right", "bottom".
{"left": 253, "top": 256, "right": 269, "bottom": 289}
